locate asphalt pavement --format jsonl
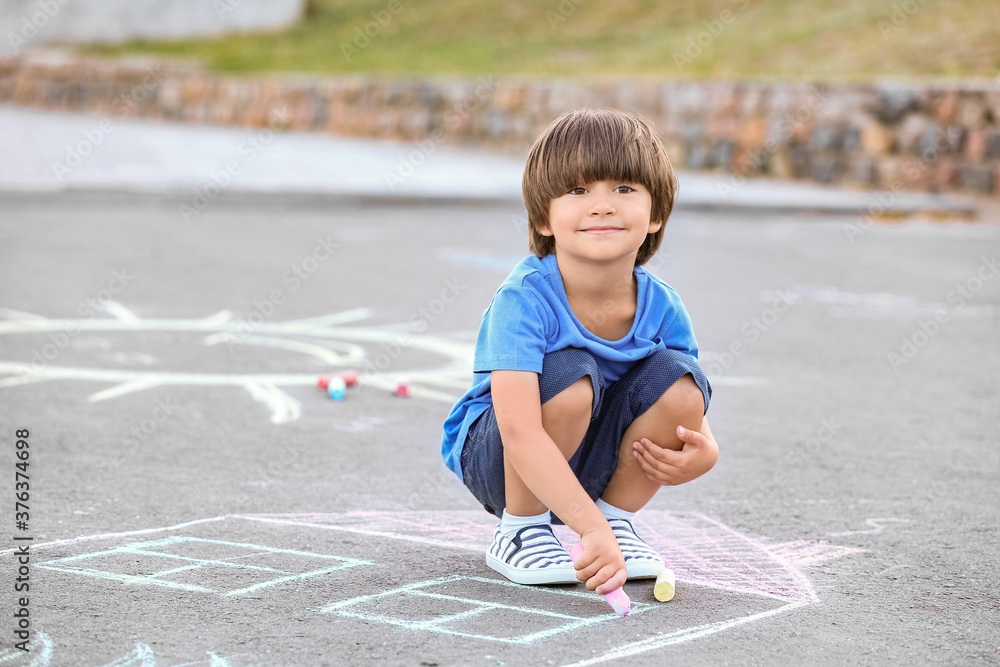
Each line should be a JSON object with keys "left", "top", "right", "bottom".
{"left": 0, "top": 108, "right": 999, "bottom": 666}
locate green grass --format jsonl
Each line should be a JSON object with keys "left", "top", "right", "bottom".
{"left": 84, "top": 0, "right": 1000, "bottom": 81}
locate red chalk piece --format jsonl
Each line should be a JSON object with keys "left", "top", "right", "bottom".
{"left": 393, "top": 376, "right": 410, "bottom": 397}
{"left": 317, "top": 371, "right": 359, "bottom": 390}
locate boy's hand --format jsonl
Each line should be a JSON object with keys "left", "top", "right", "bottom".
{"left": 631, "top": 424, "right": 719, "bottom": 486}
{"left": 572, "top": 525, "right": 627, "bottom": 595}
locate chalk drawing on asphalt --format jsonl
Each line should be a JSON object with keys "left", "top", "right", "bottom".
{"left": 0, "top": 303, "right": 768, "bottom": 424}
{"left": 7, "top": 511, "right": 862, "bottom": 666}
{"left": 319, "top": 574, "right": 656, "bottom": 645}
{"left": 826, "top": 517, "right": 913, "bottom": 537}
{"left": 237, "top": 509, "right": 863, "bottom": 602}
{"left": 0, "top": 303, "right": 473, "bottom": 423}
{"left": 35, "top": 535, "right": 375, "bottom": 597}
{"left": 0, "top": 632, "right": 242, "bottom": 667}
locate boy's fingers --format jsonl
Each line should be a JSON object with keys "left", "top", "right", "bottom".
{"left": 635, "top": 438, "right": 685, "bottom": 464}
{"left": 634, "top": 443, "right": 681, "bottom": 470}
{"left": 574, "top": 556, "right": 603, "bottom": 583}
{"left": 634, "top": 454, "right": 674, "bottom": 485}
{"left": 594, "top": 568, "right": 628, "bottom": 596}
{"left": 588, "top": 564, "right": 627, "bottom": 593}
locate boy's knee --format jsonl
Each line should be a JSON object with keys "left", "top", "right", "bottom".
{"left": 661, "top": 373, "right": 706, "bottom": 416}
{"left": 547, "top": 375, "right": 595, "bottom": 420}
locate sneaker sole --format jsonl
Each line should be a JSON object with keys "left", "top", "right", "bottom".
{"left": 485, "top": 552, "right": 579, "bottom": 585}
{"left": 625, "top": 558, "right": 665, "bottom": 579}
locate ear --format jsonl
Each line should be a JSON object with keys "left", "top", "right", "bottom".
{"left": 538, "top": 222, "right": 554, "bottom": 237}
{"left": 647, "top": 219, "right": 663, "bottom": 234}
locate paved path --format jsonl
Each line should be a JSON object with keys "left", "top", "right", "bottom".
{"left": 1, "top": 182, "right": 998, "bottom": 664}
{"left": 1, "top": 106, "right": 998, "bottom": 665}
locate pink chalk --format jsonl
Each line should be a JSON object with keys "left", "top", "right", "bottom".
{"left": 569, "top": 543, "right": 630, "bottom": 616}
{"left": 393, "top": 376, "right": 410, "bottom": 397}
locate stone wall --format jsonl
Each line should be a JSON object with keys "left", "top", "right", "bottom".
{"left": 2, "top": 50, "right": 999, "bottom": 196}
{"left": 1, "top": 0, "right": 305, "bottom": 57}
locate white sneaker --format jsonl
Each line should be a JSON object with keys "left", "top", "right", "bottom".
{"left": 608, "top": 518, "right": 665, "bottom": 579}
{"left": 485, "top": 524, "right": 578, "bottom": 585}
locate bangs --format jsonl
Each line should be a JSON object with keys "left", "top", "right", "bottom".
{"left": 535, "top": 110, "right": 661, "bottom": 201}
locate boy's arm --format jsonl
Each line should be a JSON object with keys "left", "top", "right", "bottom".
{"left": 492, "top": 370, "right": 626, "bottom": 594}
{"left": 631, "top": 416, "right": 719, "bottom": 486}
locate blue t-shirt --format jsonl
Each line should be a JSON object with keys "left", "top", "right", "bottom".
{"left": 440, "top": 253, "right": 700, "bottom": 481}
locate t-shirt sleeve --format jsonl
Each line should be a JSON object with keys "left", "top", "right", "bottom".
{"left": 660, "top": 291, "right": 700, "bottom": 360}
{"left": 473, "top": 285, "right": 550, "bottom": 374}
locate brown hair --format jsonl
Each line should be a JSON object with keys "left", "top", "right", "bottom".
{"left": 521, "top": 107, "right": 678, "bottom": 266}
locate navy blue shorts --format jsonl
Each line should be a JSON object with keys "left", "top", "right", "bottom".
{"left": 459, "top": 347, "right": 712, "bottom": 519}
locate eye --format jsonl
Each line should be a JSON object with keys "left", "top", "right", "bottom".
{"left": 568, "top": 187, "right": 587, "bottom": 195}
{"left": 614, "top": 185, "right": 635, "bottom": 193}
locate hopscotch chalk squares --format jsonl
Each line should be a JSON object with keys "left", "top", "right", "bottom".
{"left": 318, "top": 575, "right": 654, "bottom": 645}
{"left": 35, "top": 535, "right": 375, "bottom": 597}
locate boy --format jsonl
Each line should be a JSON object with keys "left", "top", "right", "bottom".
{"left": 441, "top": 107, "right": 718, "bottom": 596}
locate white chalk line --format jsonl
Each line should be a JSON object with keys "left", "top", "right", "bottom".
{"left": 319, "top": 574, "right": 656, "bottom": 646}
{"left": 0, "top": 631, "right": 52, "bottom": 666}
{"left": 0, "top": 307, "right": 49, "bottom": 321}
{"left": 97, "top": 642, "right": 155, "bottom": 667}
{"left": 827, "top": 517, "right": 912, "bottom": 537}
{"left": 98, "top": 301, "right": 141, "bottom": 323}
{"left": 203, "top": 333, "right": 367, "bottom": 366}
{"left": 89, "top": 376, "right": 164, "bottom": 403}
{"left": 36, "top": 534, "right": 376, "bottom": 599}
{"left": 231, "top": 514, "right": 484, "bottom": 553}
{"left": 0, "top": 516, "right": 227, "bottom": 556}
{"left": 560, "top": 598, "right": 812, "bottom": 666}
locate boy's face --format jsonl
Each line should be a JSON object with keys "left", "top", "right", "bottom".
{"left": 542, "top": 179, "right": 660, "bottom": 265}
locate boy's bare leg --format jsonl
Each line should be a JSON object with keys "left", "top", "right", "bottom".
{"left": 600, "top": 374, "right": 705, "bottom": 512}
{"left": 504, "top": 376, "right": 593, "bottom": 516}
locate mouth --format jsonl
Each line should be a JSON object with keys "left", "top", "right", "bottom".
{"left": 581, "top": 226, "right": 624, "bottom": 235}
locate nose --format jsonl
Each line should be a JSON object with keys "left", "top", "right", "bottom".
{"left": 589, "top": 198, "right": 615, "bottom": 215}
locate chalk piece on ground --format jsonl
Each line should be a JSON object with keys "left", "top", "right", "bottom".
{"left": 654, "top": 568, "right": 675, "bottom": 602}
{"left": 393, "top": 376, "right": 410, "bottom": 397}
{"left": 327, "top": 376, "right": 347, "bottom": 401}
{"left": 317, "top": 371, "right": 359, "bottom": 390}
{"left": 569, "top": 543, "right": 631, "bottom": 616}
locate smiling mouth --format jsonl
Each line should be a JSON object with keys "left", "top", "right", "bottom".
{"left": 582, "top": 227, "right": 623, "bottom": 234}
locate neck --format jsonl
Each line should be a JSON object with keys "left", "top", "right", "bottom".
{"left": 555, "top": 252, "right": 637, "bottom": 304}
